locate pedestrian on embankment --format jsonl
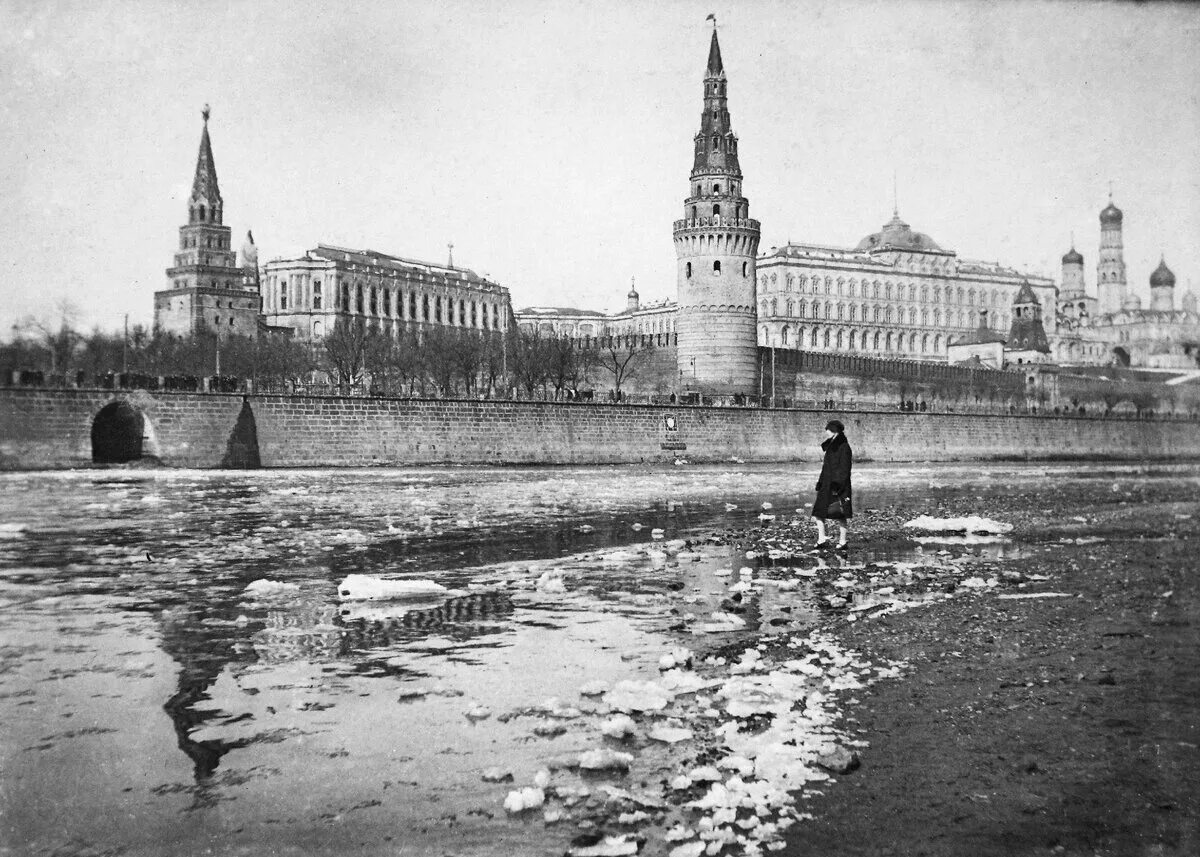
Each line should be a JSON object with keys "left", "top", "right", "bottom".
{"left": 811, "top": 419, "right": 853, "bottom": 550}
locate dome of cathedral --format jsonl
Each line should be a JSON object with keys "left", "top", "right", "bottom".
{"left": 1100, "top": 201, "right": 1123, "bottom": 226}
{"left": 1061, "top": 247, "right": 1083, "bottom": 266}
{"left": 1149, "top": 258, "right": 1176, "bottom": 288}
{"left": 854, "top": 212, "right": 943, "bottom": 253}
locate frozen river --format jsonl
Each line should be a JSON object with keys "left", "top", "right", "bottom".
{"left": 0, "top": 462, "right": 1185, "bottom": 856}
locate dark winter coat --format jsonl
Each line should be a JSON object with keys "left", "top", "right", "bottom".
{"left": 812, "top": 432, "right": 853, "bottom": 519}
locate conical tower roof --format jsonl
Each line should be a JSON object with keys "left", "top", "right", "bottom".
{"left": 706, "top": 29, "right": 724, "bottom": 76}
{"left": 191, "top": 105, "right": 222, "bottom": 204}
{"left": 1012, "top": 280, "right": 1039, "bottom": 306}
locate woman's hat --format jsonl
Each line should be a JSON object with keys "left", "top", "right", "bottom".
{"left": 825, "top": 419, "right": 845, "bottom": 433}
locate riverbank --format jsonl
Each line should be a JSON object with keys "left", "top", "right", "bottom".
{"left": 734, "top": 477, "right": 1200, "bottom": 856}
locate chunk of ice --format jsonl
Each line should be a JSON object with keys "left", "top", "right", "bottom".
{"left": 337, "top": 574, "right": 448, "bottom": 601}
{"left": 903, "top": 515, "right": 1013, "bottom": 534}
{"left": 503, "top": 787, "right": 544, "bottom": 813}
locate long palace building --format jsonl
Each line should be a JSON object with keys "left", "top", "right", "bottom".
{"left": 260, "top": 245, "right": 510, "bottom": 341}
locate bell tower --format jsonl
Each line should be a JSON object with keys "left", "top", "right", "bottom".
{"left": 673, "top": 24, "right": 761, "bottom": 395}
{"left": 1096, "top": 191, "right": 1127, "bottom": 315}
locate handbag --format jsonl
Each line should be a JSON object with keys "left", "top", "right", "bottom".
{"left": 825, "top": 497, "right": 845, "bottom": 518}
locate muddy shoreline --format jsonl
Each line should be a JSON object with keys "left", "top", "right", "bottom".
{"left": 731, "top": 478, "right": 1200, "bottom": 856}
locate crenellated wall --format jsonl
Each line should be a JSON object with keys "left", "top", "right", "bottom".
{"left": 2, "top": 387, "right": 1198, "bottom": 471}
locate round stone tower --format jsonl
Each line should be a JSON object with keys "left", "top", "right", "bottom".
{"left": 1149, "top": 257, "right": 1176, "bottom": 312}
{"left": 673, "top": 26, "right": 761, "bottom": 395}
{"left": 1096, "top": 194, "right": 1127, "bottom": 315}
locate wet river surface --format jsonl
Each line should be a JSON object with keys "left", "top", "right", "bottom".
{"left": 0, "top": 462, "right": 1191, "bottom": 856}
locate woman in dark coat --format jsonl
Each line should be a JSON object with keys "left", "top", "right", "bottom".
{"left": 811, "top": 419, "right": 853, "bottom": 549}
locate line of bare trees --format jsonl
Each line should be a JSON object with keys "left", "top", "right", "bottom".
{"left": 2, "top": 306, "right": 659, "bottom": 399}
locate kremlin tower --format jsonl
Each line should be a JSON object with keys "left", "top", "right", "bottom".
{"left": 673, "top": 25, "right": 761, "bottom": 395}
{"left": 154, "top": 106, "right": 260, "bottom": 340}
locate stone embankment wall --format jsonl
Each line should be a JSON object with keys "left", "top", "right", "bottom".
{"left": 2, "top": 388, "right": 1199, "bottom": 470}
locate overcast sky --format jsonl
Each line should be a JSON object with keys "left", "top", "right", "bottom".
{"left": 2, "top": 0, "right": 1198, "bottom": 335}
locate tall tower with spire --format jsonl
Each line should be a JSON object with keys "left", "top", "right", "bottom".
{"left": 673, "top": 24, "right": 761, "bottom": 395}
{"left": 1096, "top": 191, "right": 1127, "bottom": 315}
{"left": 155, "top": 106, "right": 261, "bottom": 340}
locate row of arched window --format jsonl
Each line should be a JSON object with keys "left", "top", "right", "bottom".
{"left": 759, "top": 271, "right": 1017, "bottom": 308}
{"left": 189, "top": 203, "right": 220, "bottom": 225}
{"left": 180, "top": 235, "right": 228, "bottom": 250}
{"left": 270, "top": 275, "right": 504, "bottom": 331}
{"left": 764, "top": 325, "right": 947, "bottom": 355}
{"left": 759, "top": 298, "right": 1009, "bottom": 329}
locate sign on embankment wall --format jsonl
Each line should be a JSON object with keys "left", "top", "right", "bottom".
{"left": 1, "top": 388, "right": 1198, "bottom": 470}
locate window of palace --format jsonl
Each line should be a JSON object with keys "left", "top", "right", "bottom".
{"left": 713, "top": 184, "right": 721, "bottom": 193}
{"left": 687, "top": 262, "right": 692, "bottom": 278}
{"left": 742, "top": 261, "right": 748, "bottom": 276}
{"left": 713, "top": 260, "right": 721, "bottom": 274}
{"left": 771, "top": 298, "right": 777, "bottom": 314}
{"left": 781, "top": 326, "right": 789, "bottom": 345}
{"left": 811, "top": 328, "right": 819, "bottom": 347}
{"left": 786, "top": 300, "right": 793, "bottom": 316}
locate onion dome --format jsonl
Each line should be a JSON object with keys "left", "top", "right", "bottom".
{"left": 1100, "top": 200, "right": 1123, "bottom": 226}
{"left": 1149, "top": 257, "right": 1176, "bottom": 288}
{"left": 1061, "top": 246, "right": 1083, "bottom": 266}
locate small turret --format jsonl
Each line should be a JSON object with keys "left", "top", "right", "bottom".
{"left": 626, "top": 277, "right": 640, "bottom": 313}
{"left": 1008, "top": 280, "right": 1050, "bottom": 353}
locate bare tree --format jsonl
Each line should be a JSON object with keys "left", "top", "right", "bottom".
{"left": 449, "top": 330, "right": 485, "bottom": 397}
{"left": 594, "top": 334, "right": 655, "bottom": 397}
{"left": 17, "top": 299, "right": 83, "bottom": 379}
{"left": 507, "top": 328, "right": 550, "bottom": 397}
{"left": 323, "top": 317, "right": 369, "bottom": 393}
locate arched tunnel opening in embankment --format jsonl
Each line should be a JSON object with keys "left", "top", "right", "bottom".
{"left": 91, "top": 401, "right": 145, "bottom": 464}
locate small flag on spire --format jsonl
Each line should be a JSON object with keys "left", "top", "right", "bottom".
{"left": 706, "top": 13, "right": 716, "bottom": 24}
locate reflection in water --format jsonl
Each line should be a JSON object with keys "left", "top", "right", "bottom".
{"left": 159, "top": 605, "right": 258, "bottom": 781}
{"left": 1, "top": 463, "right": 1196, "bottom": 857}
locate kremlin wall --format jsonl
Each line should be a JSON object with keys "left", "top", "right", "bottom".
{"left": 2, "top": 387, "right": 1199, "bottom": 472}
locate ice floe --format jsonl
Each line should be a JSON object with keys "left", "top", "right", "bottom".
{"left": 903, "top": 515, "right": 1014, "bottom": 534}
{"left": 336, "top": 574, "right": 450, "bottom": 601}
